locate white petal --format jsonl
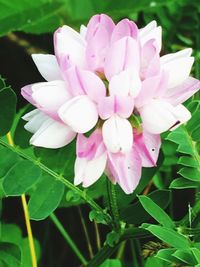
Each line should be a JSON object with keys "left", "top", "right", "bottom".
{"left": 161, "top": 54, "right": 194, "bottom": 88}
{"left": 58, "top": 95, "right": 98, "bottom": 133}
{"left": 139, "top": 21, "right": 162, "bottom": 51}
{"left": 170, "top": 104, "right": 191, "bottom": 131}
{"left": 109, "top": 69, "right": 141, "bottom": 97}
{"left": 55, "top": 25, "right": 86, "bottom": 68}
{"left": 23, "top": 110, "right": 48, "bottom": 134}
{"left": 32, "top": 54, "right": 62, "bottom": 81}
{"left": 31, "top": 80, "right": 71, "bottom": 111}
{"left": 102, "top": 115, "right": 133, "bottom": 153}
{"left": 74, "top": 157, "right": 87, "bottom": 186}
{"left": 139, "top": 21, "right": 157, "bottom": 38}
{"left": 140, "top": 100, "right": 179, "bottom": 134}
{"left": 82, "top": 153, "right": 107, "bottom": 187}
{"left": 22, "top": 109, "right": 41, "bottom": 121}
{"left": 80, "top": 25, "right": 87, "bottom": 39}
{"left": 30, "top": 118, "right": 76, "bottom": 148}
{"left": 160, "top": 48, "right": 192, "bottom": 64}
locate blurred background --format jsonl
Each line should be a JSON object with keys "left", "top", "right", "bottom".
{"left": 0, "top": 0, "right": 200, "bottom": 266}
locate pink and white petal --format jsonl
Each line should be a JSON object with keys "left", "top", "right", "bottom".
{"left": 32, "top": 54, "right": 62, "bottom": 81}
{"left": 54, "top": 25, "right": 86, "bottom": 68}
{"left": 107, "top": 148, "right": 142, "bottom": 194}
{"left": 141, "top": 40, "right": 160, "bottom": 79}
{"left": 21, "top": 84, "right": 35, "bottom": 105}
{"left": 98, "top": 96, "right": 115, "bottom": 120}
{"left": 86, "top": 24, "right": 111, "bottom": 71}
{"left": 76, "top": 129, "right": 106, "bottom": 160}
{"left": 85, "top": 14, "right": 114, "bottom": 71}
{"left": 135, "top": 75, "right": 162, "bottom": 108}
{"left": 115, "top": 95, "right": 134, "bottom": 118}
{"left": 30, "top": 118, "right": 76, "bottom": 148}
{"left": 23, "top": 109, "right": 49, "bottom": 134}
{"left": 65, "top": 67, "right": 106, "bottom": 101}
{"left": 82, "top": 153, "right": 107, "bottom": 187}
{"left": 104, "top": 37, "right": 140, "bottom": 80}
{"left": 139, "top": 22, "right": 162, "bottom": 52}
{"left": 111, "top": 19, "right": 138, "bottom": 43}
{"left": 161, "top": 55, "right": 194, "bottom": 89}
{"left": 86, "top": 14, "right": 115, "bottom": 41}
{"left": 102, "top": 115, "right": 133, "bottom": 153}
{"left": 31, "top": 80, "right": 71, "bottom": 113}
{"left": 135, "top": 129, "right": 161, "bottom": 167}
{"left": 76, "top": 68, "right": 106, "bottom": 102}
{"left": 164, "top": 77, "right": 200, "bottom": 106}
{"left": 139, "top": 100, "right": 180, "bottom": 134}
{"left": 58, "top": 95, "right": 98, "bottom": 133}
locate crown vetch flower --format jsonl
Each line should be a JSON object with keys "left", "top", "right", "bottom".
{"left": 21, "top": 14, "right": 200, "bottom": 194}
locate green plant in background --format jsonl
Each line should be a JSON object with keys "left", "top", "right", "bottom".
{"left": 0, "top": 0, "right": 200, "bottom": 267}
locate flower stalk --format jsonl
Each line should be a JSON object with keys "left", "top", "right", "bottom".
{"left": 6, "top": 132, "right": 38, "bottom": 267}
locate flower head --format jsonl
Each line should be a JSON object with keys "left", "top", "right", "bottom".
{"left": 21, "top": 14, "right": 200, "bottom": 194}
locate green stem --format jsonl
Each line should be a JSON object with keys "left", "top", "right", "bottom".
{"left": 50, "top": 213, "right": 87, "bottom": 266}
{"left": 106, "top": 180, "right": 120, "bottom": 230}
{"left": 130, "top": 239, "right": 139, "bottom": 267}
{"left": 116, "top": 241, "right": 126, "bottom": 259}
{"left": 94, "top": 220, "right": 101, "bottom": 250}
{"left": 0, "top": 138, "right": 112, "bottom": 226}
{"left": 77, "top": 206, "right": 94, "bottom": 259}
{"left": 87, "top": 228, "right": 149, "bottom": 267}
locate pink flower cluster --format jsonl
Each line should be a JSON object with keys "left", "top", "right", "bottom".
{"left": 21, "top": 14, "right": 200, "bottom": 194}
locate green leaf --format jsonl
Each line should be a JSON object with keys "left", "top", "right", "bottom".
{"left": 0, "top": 78, "right": 16, "bottom": 136}
{"left": 170, "top": 178, "right": 200, "bottom": 189}
{"left": 145, "top": 256, "right": 169, "bottom": 267}
{"left": 0, "top": 147, "right": 19, "bottom": 178}
{"left": 178, "top": 167, "right": 200, "bottom": 181}
{"left": 106, "top": 231, "right": 121, "bottom": 247}
{"left": 0, "top": 242, "right": 21, "bottom": 267}
{"left": 2, "top": 160, "right": 41, "bottom": 196}
{"left": 28, "top": 173, "right": 64, "bottom": 220}
{"left": 120, "top": 190, "right": 170, "bottom": 224}
{"left": 156, "top": 248, "right": 177, "bottom": 264}
{"left": 178, "top": 156, "right": 199, "bottom": 168}
{"left": 191, "top": 248, "right": 200, "bottom": 264}
{"left": 0, "top": 224, "right": 40, "bottom": 266}
{"left": 34, "top": 140, "right": 76, "bottom": 179}
{"left": 138, "top": 195, "right": 175, "bottom": 228}
{"left": 166, "top": 120, "right": 200, "bottom": 190}
{"left": 100, "top": 259, "right": 122, "bottom": 267}
{"left": 172, "top": 249, "right": 197, "bottom": 265}
{"left": 89, "top": 210, "right": 107, "bottom": 224}
{"left": 141, "top": 224, "right": 191, "bottom": 249}
{"left": 0, "top": 0, "right": 65, "bottom": 36}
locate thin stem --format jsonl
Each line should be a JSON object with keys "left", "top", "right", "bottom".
{"left": 94, "top": 220, "right": 101, "bottom": 250}
{"left": 180, "top": 198, "right": 200, "bottom": 227}
{"left": 0, "top": 138, "right": 112, "bottom": 227}
{"left": 116, "top": 241, "right": 126, "bottom": 259}
{"left": 78, "top": 206, "right": 94, "bottom": 259}
{"left": 50, "top": 213, "right": 87, "bottom": 266}
{"left": 106, "top": 180, "right": 120, "bottom": 230}
{"left": 6, "top": 133, "right": 37, "bottom": 267}
{"left": 143, "top": 179, "right": 153, "bottom": 196}
{"left": 130, "top": 239, "right": 139, "bottom": 267}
